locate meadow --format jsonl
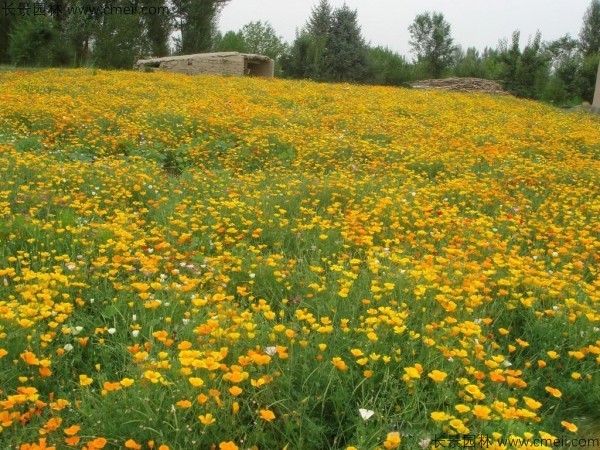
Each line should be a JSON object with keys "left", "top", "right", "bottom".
{"left": 0, "top": 69, "right": 599, "bottom": 450}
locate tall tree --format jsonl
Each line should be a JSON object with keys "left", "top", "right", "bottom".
{"left": 323, "top": 4, "right": 368, "bottom": 82}
{"left": 172, "top": 0, "right": 230, "bottom": 54}
{"left": 409, "top": 12, "right": 456, "bottom": 78}
{"left": 497, "top": 31, "right": 549, "bottom": 99}
{"left": 213, "top": 30, "right": 246, "bottom": 53}
{"left": 282, "top": 0, "right": 333, "bottom": 80}
{"left": 142, "top": 0, "right": 172, "bottom": 57}
{"left": 365, "top": 46, "right": 410, "bottom": 86}
{"left": 580, "top": 0, "right": 600, "bottom": 56}
{"left": 241, "top": 21, "right": 287, "bottom": 61}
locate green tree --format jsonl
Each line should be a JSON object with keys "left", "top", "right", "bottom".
{"left": 8, "top": 15, "right": 61, "bottom": 66}
{"left": 241, "top": 21, "right": 287, "bottom": 60}
{"left": 281, "top": 0, "right": 332, "bottom": 80}
{"left": 580, "top": 0, "right": 600, "bottom": 56}
{"left": 498, "top": 31, "right": 549, "bottom": 99}
{"left": 452, "top": 47, "right": 487, "bottom": 78}
{"left": 89, "top": 0, "right": 148, "bottom": 68}
{"left": 213, "top": 30, "right": 247, "bottom": 53}
{"left": 172, "top": 0, "right": 230, "bottom": 54}
{"left": 323, "top": 5, "right": 368, "bottom": 82}
{"left": 142, "top": 0, "right": 172, "bottom": 57}
{"left": 542, "top": 35, "right": 584, "bottom": 103}
{"left": 365, "top": 46, "right": 410, "bottom": 85}
{"left": 408, "top": 12, "right": 456, "bottom": 78}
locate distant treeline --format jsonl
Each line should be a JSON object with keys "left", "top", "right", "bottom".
{"left": 1, "top": 0, "right": 599, "bottom": 104}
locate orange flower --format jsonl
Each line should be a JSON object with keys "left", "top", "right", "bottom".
{"left": 545, "top": 386, "right": 562, "bottom": 398}
{"left": 561, "top": 421, "right": 578, "bottom": 432}
{"left": 219, "top": 442, "right": 239, "bottom": 450}
{"left": 64, "top": 425, "right": 81, "bottom": 436}
{"left": 259, "top": 409, "right": 276, "bottom": 421}
{"left": 124, "top": 439, "right": 142, "bottom": 449}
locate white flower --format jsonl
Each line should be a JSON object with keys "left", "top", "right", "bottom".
{"left": 132, "top": 314, "right": 137, "bottom": 322}
{"left": 419, "top": 438, "right": 432, "bottom": 449}
{"left": 182, "top": 319, "right": 189, "bottom": 325}
{"left": 359, "top": 408, "right": 375, "bottom": 420}
{"left": 107, "top": 328, "right": 116, "bottom": 335}
{"left": 71, "top": 326, "right": 83, "bottom": 335}
{"left": 65, "top": 262, "right": 76, "bottom": 271}
{"left": 132, "top": 330, "right": 140, "bottom": 338}
{"left": 249, "top": 273, "right": 256, "bottom": 279}
{"left": 502, "top": 360, "right": 512, "bottom": 367}
{"left": 63, "top": 344, "right": 74, "bottom": 352}
{"left": 264, "top": 346, "right": 277, "bottom": 356}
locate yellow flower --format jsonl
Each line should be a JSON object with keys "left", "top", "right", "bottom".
{"left": 198, "top": 413, "right": 216, "bottom": 425}
{"left": 384, "top": 432, "right": 401, "bottom": 449}
{"left": 229, "top": 386, "right": 243, "bottom": 396}
{"left": 188, "top": 377, "right": 204, "bottom": 388}
{"left": 79, "top": 374, "right": 93, "bottom": 386}
{"left": 120, "top": 378, "right": 135, "bottom": 387}
{"left": 472, "top": 405, "right": 492, "bottom": 420}
{"left": 431, "top": 411, "right": 451, "bottom": 421}
{"left": 259, "top": 409, "right": 276, "bottom": 421}
{"left": 523, "top": 396, "right": 542, "bottom": 410}
{"left": 332, "top": 357, "right": 348, "bottom": 371}
{"left": 427, "top": 370, "right": 447, "bottom": 382}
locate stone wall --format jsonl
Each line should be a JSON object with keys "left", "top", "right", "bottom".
{"left": 157, "top": 53, "right": 245, "bottom": 76}
{"left": 135, "top": 52, "right": 274, "bottom": 78}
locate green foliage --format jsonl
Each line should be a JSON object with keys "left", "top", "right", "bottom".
{"left": 365, "top": 46, "right": 411, "bottom": 86}
{"left": 282, "top": 0, "right": 333, "bottom": 81}
{"left": 579, "top": 53, "right": 600, "bottom": 102}
{"left": 241, "top": 21, "right": 287, "bottom": 61}
{"left": 453, "top": 47, "right": 488, "bottom": 78}
{"left": 172, "top": 0, "right": 230, "bottom": 54}
{"left": 497, "top": 31, "right": 550, "bottom": 99}
{"left": 90, "top": 0, "right": 147, "bottom": 69}
{"left": 214, "top": 30, "right": 247, "bottom": 53}
{"left": 579, "top": 0, "right": 600, "bottom": 56}
{"left": 143, "top": 0, "right": 172, "bottom": 57}
{"left": 542, "top": 35, "right": 586, "bottom": 104}
{"left": 323, "top": 5, "right": 369, "bottom": 82}
{"left": 8, "top": 15, "right": 66, "bottom": 67}
{"left": 408, "top": 12, "right": 456, "bottom": 78}
{"left": 0, "top": 13, "right": 16, "bottom": 64}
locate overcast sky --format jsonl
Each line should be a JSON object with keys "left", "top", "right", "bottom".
{"left": 218, "top": 0, "right": 592, "bottom": 57}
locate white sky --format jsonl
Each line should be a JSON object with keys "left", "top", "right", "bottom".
{"left": 218, "top": 0, "right": 592, "bottom": 57}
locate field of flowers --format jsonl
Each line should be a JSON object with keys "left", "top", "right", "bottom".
{"left": 0, "top": 68, "right": 599, "bottom": 450}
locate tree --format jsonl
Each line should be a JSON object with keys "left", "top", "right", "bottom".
{"left": 452, "top": 47, "right": 487, "bottom": 78}
{"left": 8, "top": 15, "right": 60, "bottom": 66}
{"left": 542, "top": 35, "right": 585, "bottom": 103}
{"left": 497, "top": 31, "right": 549, "bottom": 99}
{"left": 241, "top": 21, "right": 287, "bottom": 61}
{"left": 282, "top": 0, "right": 333, "bottom": 80}
{"left": 323, "top": 5, "right": 368, "bottom": 82}
{"left": 408, "top": 12, "right": 456, "bottom": 78}
{"left": 213, "top": 30, "right": 246, "bottom": 53}
{"left": 365, "top": 46, "right": 410, "bottom": 85}
{"left": 580, "top": 0, "right": 600, "bottom": 56}
{"left": 172, "top": 0, "right": 230, "bottom": 54}
{"left": 142, "top": 0, "right": 172, "bottom": 57}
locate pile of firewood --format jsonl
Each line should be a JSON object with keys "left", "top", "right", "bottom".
{"left": 408, "top": 77, "right": 508, "bottom": 95}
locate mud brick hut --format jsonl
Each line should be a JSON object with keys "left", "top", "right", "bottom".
{"left": 134, "top": 52, "right": 274, "bottom": 78}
